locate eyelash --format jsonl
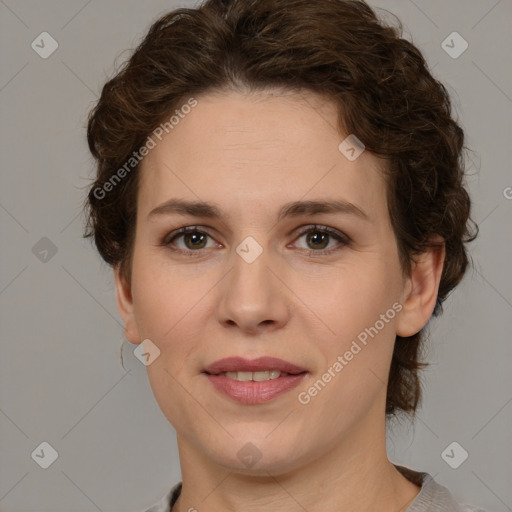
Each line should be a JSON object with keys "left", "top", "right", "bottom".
{"left": 159, "top": 224, "right": 351, "bottom": 258}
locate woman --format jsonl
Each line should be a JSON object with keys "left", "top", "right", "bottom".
{"left": 83, "top": 1, "right": 485, "bottom": 510}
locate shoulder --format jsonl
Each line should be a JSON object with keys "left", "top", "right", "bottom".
{"left": 394, "top": 464, "right": 490, "bottom": 512}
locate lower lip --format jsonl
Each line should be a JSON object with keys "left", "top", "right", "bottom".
{"left": 204, "top": 373, "right": 307, "bottom": 404}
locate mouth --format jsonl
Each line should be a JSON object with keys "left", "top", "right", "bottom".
{"left": 203, "top": 356, "right": 307, "bottom": 375}
{"left": 202, "top": 357, "right": 308, "bottom": 404}
{"left": 209, "top": 370, "right": 293, "bottom": 381}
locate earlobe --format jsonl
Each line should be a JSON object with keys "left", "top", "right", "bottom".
{"left": 113, "top": 264, "right": 141, "bottom": 345}
{"left": 396, "top": 239, "right": 445, "bottom": 338}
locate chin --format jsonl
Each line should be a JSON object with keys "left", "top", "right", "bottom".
{"left": 203, "top": 434, "right": 312, "bottom": 476}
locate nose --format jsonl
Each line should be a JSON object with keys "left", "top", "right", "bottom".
{"left": 216, "top": 241, "right": 291, "bottom": 335}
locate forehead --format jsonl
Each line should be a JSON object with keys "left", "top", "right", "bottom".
{"left": 137, "top": 89, "right": 388, "bottom": 223}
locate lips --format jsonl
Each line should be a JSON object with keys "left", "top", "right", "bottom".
{"left": 203, "top": 356, "right": 307, "bottom": 375}
{"left": 202, "top": 356, "right": 308, "bottom": 405}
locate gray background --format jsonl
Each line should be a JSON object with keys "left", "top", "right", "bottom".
{"left": 0, "top": 1, "right": 511, "bottom": 511}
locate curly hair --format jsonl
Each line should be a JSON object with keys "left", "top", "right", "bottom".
{"left": 83, "top": 0, "right": 477, "bottom": 418}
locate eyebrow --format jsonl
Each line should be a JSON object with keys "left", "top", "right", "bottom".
{"left": 147, "top": 198, "right": 370, "bottom": 222}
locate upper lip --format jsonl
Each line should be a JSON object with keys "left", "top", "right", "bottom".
{"left": 203, "top": 356, "right": 307, "bottom": 375}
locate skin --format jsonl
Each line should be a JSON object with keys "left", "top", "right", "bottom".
{"left": 114, "top": 89, "right": 445, "bottom": 512}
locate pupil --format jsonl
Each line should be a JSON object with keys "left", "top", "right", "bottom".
{"left": 186, "top": 232, "right": 206, "bottom": 249}
{"left": 308, "top": 232, "right": 328, "bottom": 249}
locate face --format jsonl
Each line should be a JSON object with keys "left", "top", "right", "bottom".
{"left": 115, "top": 88, "right": 442, "bottom": 475}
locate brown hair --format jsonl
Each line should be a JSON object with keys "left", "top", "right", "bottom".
{"left": 83, "top": 0, "right": 477, "bottom": 418}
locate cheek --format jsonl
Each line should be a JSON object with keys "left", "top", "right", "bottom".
{"left": 298, "top": 255, "right": 402, "bottom": 401}
{"left": 298, "top": 282, "right": 399, "bottom": 428}
{"left": 305, "top": 260, "right": 401, "bottom": 338}
{"left": 130, "top": 250, "right": 214, "bottom": 370}
{"left": 130, "top": 250, "right": 183, "bottom": 338}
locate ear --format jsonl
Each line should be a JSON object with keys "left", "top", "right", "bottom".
{"left": 114, "top": 264, "right": 141, "bottom": 345}
{"left": 396, "top": 238, "right": 445, "bottom": 337}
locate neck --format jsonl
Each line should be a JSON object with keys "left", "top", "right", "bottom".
{"left": 173, "top": 405, "right": 420, "bottom": 512}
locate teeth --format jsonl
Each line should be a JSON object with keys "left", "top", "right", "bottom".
{"left": 224, "top": 370, "right": 283, "bottom": 381}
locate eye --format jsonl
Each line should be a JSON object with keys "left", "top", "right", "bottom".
{"left": 160, "top": 226, "right": 219, "bottom": 255}
{"left": 292, "top": 225, "right": 350, "bottom": 255}
{"left": 159, "top": 224, "right": 350, "bottom": 257}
